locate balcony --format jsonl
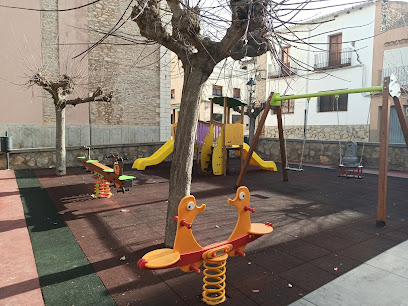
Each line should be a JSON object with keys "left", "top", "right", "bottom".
{"left": 378, "top": 65, "right": 408, "bottom": 86}
{"left": 268, "top": 64, "right": 298, "bottom": 78}
{"left": 314, "top": 48, "right": 352, "bottom": 70}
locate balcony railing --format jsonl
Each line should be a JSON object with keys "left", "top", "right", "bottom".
{"left": 378, "top": 65, "right": 408, "bottom": 86}
{"left": 268, "top": 64, "right": 298, "bottom": 78}
{"left": 314, "top": 48, "right": 352, "bottom": 70}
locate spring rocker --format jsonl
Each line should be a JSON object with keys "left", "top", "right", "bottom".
{"left": 137, "top": 186, "right": 273, "bottom": 305}
{"left": 78, "top": 147, "right": 135, "bottom": 198}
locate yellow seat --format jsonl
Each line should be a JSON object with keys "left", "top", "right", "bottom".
{"left": 143, "top": 248, "right": 181, "bottom": 269}
{"left": 248, "top": 223, "right": 273, "bottom": 235}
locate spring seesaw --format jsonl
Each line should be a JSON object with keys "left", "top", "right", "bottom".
{"left": 137, "top": 186, "right": 273, "bottom": 305}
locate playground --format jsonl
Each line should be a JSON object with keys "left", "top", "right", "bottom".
{"left": 2, "top": 159, "right": 408, "bottom": 305}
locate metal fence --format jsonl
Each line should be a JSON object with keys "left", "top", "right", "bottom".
{"left": 378, "top": 66, "right": 408, "bottom": 86}
{"left": 268, "top": 65, "right": 298, "bottom": 78}
{"left": 314, "top": 48, "right": 352, "bottom": 70}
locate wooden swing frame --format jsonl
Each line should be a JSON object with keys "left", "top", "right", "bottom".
{"left": 235, "top": 77, "right": 408, "bottom": 227}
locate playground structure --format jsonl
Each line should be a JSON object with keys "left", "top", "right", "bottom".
{"left": 137, "top": 186, "right": 273, "bottom": 305}
{"left": 132, "top": 96, "right": 277, "bottom": 175}
{"left": 78, "top": 147, "right": 135, "bottom": 198}
{"left": 235, "top": 75, "right": 408, "bottom": 228}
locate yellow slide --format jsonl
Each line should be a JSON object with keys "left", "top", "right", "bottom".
{"left": 132, "top": 139, "right": 174, "bottom": 170}
{"left": 235, "top": 143, "right": 277, "bottom": 171}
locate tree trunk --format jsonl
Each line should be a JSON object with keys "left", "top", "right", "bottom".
{"left": 164, "top": 65, "right": 210, "bottom": 247}
{"left": 55, "top": 105, "right": 66, "bottom": 176}
{"left": 248, "top": 115, "right": 256, "bottom": 145}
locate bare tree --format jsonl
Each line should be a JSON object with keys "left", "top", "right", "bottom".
{"left": 2, "top": 0, "right": 369, "bottom": 245}
{"left": 29, "top": 69, "right": 112, "bottom": 176}
{"left": 130, "top": 0, "right": 272, "bottom": 246}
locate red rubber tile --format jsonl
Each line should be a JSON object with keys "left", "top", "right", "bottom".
{"left": 0, "top": 170, "right": 44, "bottom": 305}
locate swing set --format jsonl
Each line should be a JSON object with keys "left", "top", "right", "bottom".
{"left": 235, "top": 75, "right": 408, "bottom": 227}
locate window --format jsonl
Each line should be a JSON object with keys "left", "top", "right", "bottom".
{"left": 233, "top": 88, "right": 241, "bottom": 99}
{"left": 281, "top": 46, "right": 291, "bottom": 69}
{"left": 213, "top": 113, "right": 222, "bottom": 122}
{"left": 171, "top": 89, "right": 175, "bottom": 99}
{"left": 318, "top": 93, "right": 348, "bottom": 112}
{"left": 213, "top": 85, "right": 223, "bottom": 96}
{"left": 282, "top": 99, "right": 294, "bottom": 114}
{"left": 329, "top": 34, "right": 342, "bottom": 67}
{"left": 232, "top": 115, "right": 241, "bottom": 123}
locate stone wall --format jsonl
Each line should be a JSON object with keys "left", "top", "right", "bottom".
{"left": 256, "top": 138, "right": 408, "bottom": 171}
{"left": 0, "top": 123, "right": 160, "bottom": 149}
{"left": 88, "top": 0, "right": 162, "bottom": 127}
{"left": 265, "top": 125, "right": 369, "bottom": 142}
{"left": 0, "top": 142, "right": 167, "bottom": 170}
{"left": 41, "top": 0, "right": 59, "bottom": 123}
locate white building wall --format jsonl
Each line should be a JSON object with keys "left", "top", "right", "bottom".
{"left": 200, "top": 60, "right": 255, "bottom": 131}
{"left": 264, "top": 3, "right": 376, "bottom": 138}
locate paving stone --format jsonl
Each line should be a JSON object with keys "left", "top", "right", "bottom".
{"left": 310, "top": 253, "right": 361, "bottom": 276}
{"left": 381, "top": 230, "right": 408, "bottom": 243}
{"left": 238, "top": 275, "right": 307, "bottom": 306}
{"left": 279, "top": 263, "right": 337, "bottom": 292}
{"left": 277, "top": 240, "right": 331, "bottom": 261}
{"left": 327, "top": 226, "right": 376, "bottom": 243}
{"left": 360, "top": 236, "right": 400, "bottom": 252}
{"left": 301, "top": 232, "right": 356, "bottom": 251}
{"left": 337, "top": 244, "right": 383, "bottom": 263}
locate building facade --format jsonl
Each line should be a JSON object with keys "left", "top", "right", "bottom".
{"left": 170, "top": 53, "right": 256, "bottom": 133}
{"left": 258, "top": 2, "right": 377, "bottom": 142}
{"left": 370, "top": 0, "right": 408, "bottom": 143}
{"left": 0, "top": 0, "right": 171, "bottom": 149}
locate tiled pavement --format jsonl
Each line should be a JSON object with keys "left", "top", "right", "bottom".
{"left": 0, "top": 170, "right": 43, "bottom": 305}
{"left": 291, "top": 240, "right": 408, "bottom": 305}
{"left": 3, "top": 159, "right": 408, "bottom": 305}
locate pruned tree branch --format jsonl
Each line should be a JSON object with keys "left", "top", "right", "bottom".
{"left": 131, "top": 0, "right": 190, "bottom": 59}
{"left": 67, "top": 87, "right": 113, "bottom": 106}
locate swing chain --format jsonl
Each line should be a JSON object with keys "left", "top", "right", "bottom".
{"left": 335, "top": 95, "right": 343, "bottom": 166}
{"left": 359, "top": 96, "right": 372, "bottom": 167}
{"left": 299, "top": 97, "right": 310, "bottom": 170}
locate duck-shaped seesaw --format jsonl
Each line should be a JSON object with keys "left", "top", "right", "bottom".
{"left": 137, "top": 187, "right": 273, "bottom": 305}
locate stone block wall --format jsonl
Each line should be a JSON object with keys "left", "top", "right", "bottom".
{"left": 1, "top": 142, "right": 167, "bottom": 170}
{"left": 256, "top": 138, "right": 408, "bottom": 171}
{"left": 265, "top": 124, "right": 369, "bottom": 142}
{"left": 88, "top": 0, "right": 162, "bottom": 127}
{"left": 41, "top": 0, "right": 59, "bottom": 123}
{"left": 0, "top": 124, "right": 160, "bottom": 149}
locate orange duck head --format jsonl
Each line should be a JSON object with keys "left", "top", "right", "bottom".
{"left": 177, "top": 195, "right": 206, "bottom": 226}
{"left": 228, "top": 186, "right": 254, "bottom": 213}
{"left": 173, "top": 196, "right": 206, "bottom": 254}
{"left": 173, "top": 195, "right": 206, "bottom": 272}
{"left": 227, "top": 186, "right": 254, "bottom": 242}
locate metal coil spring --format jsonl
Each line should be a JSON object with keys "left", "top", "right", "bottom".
{"left": 93, "top": 176, "right": 111, "bottom": 198}
{"left": 202, "top": 259, "right": 227, "bottom": 305}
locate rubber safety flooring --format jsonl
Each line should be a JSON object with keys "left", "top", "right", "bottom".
{"left": 3, "top": 160, "right": 408, "bottom": 305}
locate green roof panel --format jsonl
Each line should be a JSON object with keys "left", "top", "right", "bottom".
{"left": 211, "top": 97, "right": 247, "bottom": 108}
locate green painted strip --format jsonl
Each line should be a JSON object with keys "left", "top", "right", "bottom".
{"left": 15, "top": 170, "right": 115, "bottom": 306}
{"left": 118, "top": 175, "right": 135, "bottom": 181}
{"left": 270, "top": 86, "right": 383, "bottom": 106}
